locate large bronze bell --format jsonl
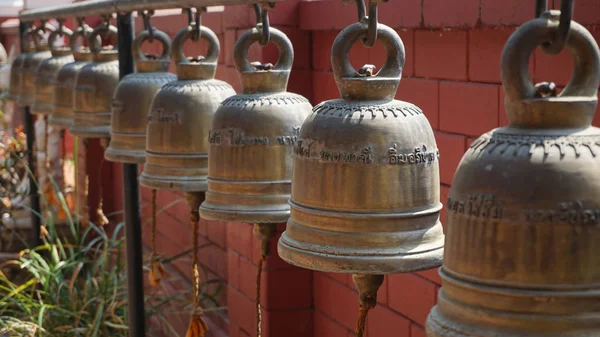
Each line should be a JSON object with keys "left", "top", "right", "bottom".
{"left": 31, "top": 26, "right": 74, "bottom": 116}
{"left": 278, "top": 21, "right": 443, "bottom": 275}
{"left": 70, "top": 22, "right": 119, "bottom": 139}
{"left": 105, "top": 29, "right": 176, "bottom": 163}
{"left": 199, "top": 27, "right": 312, "bottom": 223}
{"left": 426, "top": 12, "right": 600, "bottom": 337}
{"left": 7, "top": 27, "right": 41, "bottom": 103}
{"left": 139, "top": 25, "right": 235, "bottom": 191}
{"left": 49, "top": 24, "right": 94, "bottom": 127}
{"left": 17, "top": 23, "right": 54, "bottom": 107}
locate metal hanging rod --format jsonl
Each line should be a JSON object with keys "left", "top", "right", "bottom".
{"left": 19, "top": 0, "right": 283, "bottom": 22}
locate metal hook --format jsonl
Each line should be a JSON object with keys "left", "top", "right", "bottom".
{"left": 253, "top": 4, "right": 272, "bottom": 46}
{"left": 342, "top": 0, "right": 365, "bottom": 22}
{"left": 191, "top": 7, "right": 205, "bottom": 41}
{"left": 363, "top": 0, "right": 378, "bottom": 48}
{"left": 535, "top": 0, "right": 574, "bottom": 55}
{"left": 142, "top": 10, "right": 155, "bottom": 42}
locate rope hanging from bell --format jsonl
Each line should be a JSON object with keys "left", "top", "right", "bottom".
{"left": 253, "top": 222, "right": 277, "bottom": 337}
{"left": 353, "top": 274, "right": 384, "bottom": 337}
{"left": 95, "top": 138, "right": 109, "bottom": 227}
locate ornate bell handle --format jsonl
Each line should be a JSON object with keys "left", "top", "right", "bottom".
{"left": 32, "top": 22, "right": 56, "bottom": 50}
{"left": 233, "top": 26, "right": 293, "bottom": 73}
{"left": 48, "top": 25, "right": 73, "bottom": 52}
{"left": 332, "top": 22, "right": 404, "bottom": 80}
{"left": 133, "top": 29, "right": 171, "bottom": 63}
{"left": 172, "top": 25, "right": 220, "bottom": 65}
{"left": 21, "top": 26, "right": 44, "bottom": 51}
{"left": 88, "top": 23, "right": 118, "bottom": 54}
{"left": 69, "top": 24, "right": 96, "bottom": 54}
{"left": 501, "top": 15, "right": 600, "bottom": 102}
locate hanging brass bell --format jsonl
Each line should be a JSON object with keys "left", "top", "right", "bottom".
{"left": 278, "top": 22, "right": 444, "bottom": 274}
{"left": 198, "top": 27, "right": 312, "bottom": 223}
{"left": 104, "top": 28, "right": 176, "bottom": 164}
{"left": 49, "top": 24, "right": 95, "bottom": 127}
{"left": 7, "top": 27, "right": 41, "bottom": 103}
{"left": 139, "top": 25, "right": 235, "bottom": 192}
{"left": 17, "top": 23, "right": 54, "bottom": 108}
{"left": 70, "top": 23, "right": 119, "bottom": 139}
{"left": 426, "top": 13, "right": 600, "bottom": 337}
{"left": 31, "top": 26, "right": 74, "bottom": 116}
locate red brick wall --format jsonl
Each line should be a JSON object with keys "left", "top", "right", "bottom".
{"left": 4, "top": 0, "right": 600, "bottom": 336}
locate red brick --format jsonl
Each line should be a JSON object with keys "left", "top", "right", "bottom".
{"left": 410, "top": 324, "right": 427, "bottom": 337}
{"left": 263, "top": 268, "right": 313, "bottom": 309}
{"left": 423, "top": 0, "right": 479, "bottom": 28}
{"left": 369, "top": 30, "right": 415, "bottom": 78}
{"left": 469, "top": 28, "right": 514, "bottom": 83}
{"left": 299, "top": 0, "right": 356, "bottom": 31}
{"left": 396, "top": 78, "right": 439, "bottom": 130}
{"left": 377, "top": 275, "right": 389, "bottom": 306}
{"left": 367, "top": 305, "right": 411, "bottom": 337}
{"left": 415, "top": 31, "right": 468, "bottom": 81}
{"left": 325, "top": 272, "right": 352, "bottom": 286}
{"left": 314, "top": 311, "right": 348, "bottom": 337}
{"left": 223, "top": 5, "right": 254, "bottom": 29}
{"left": 217, "top": 33, "right": 226, "bottom": 65}
{"left": 263, "top": 309, "right": 313, "bottom": 337}
{"left": 239, "top": 255, "right": 258, "bottom": 298}
{"left": 312, "top": 30, "right": 339, "bottom": 71}
{"left": 207, "top": 220, "right": 227, "bottom": 248}
{"left": 228, "top": 286, "right": 256, "bottom": 334}
{"left": 269, "top": 0, "right": 301, "bottom": 27}
{"left": 439, "top": 82, "right": 499, "bottom": 136}
{"left": 534, "top": 47, "right": 573, "bottom": 87}
{"left": 224, "top": 29, "right": 237, "bottom": 66}
{"left": 378, "top": 0, "right": 422, "bottom": 29}
{"left": 288, "top": 69, "right": 314, "bottom": 103}
{"left": 312, "top": 71, "right": 339, "bottom": 105}
{"left": 275, "top": 26, "right": 311, "bottom": 70}
{"left": 198, "top": 245, "right": 227, "bottom": 279}
{"left": 416, "top": 268, "right": 442, "bottom": 286}
{"left": 388, "top": 273, "right": 437, "bottom": 326}
{"left": 480, "top": 0, "right": 534, "bottom": 26}
{"left": 573, "top": 0, "right": 600, "bottom": 25}
{"left": 228, "top": 250, "right": 241, "bottom": 289}
{"left": 435, "top": 132, "right": 467, "bottom": 185}
{"left": 229, "top": 321, "right": 241, "bottom": 337}
{"left": 226, "top": 222, "right": 253, "bottom": 258}
{"left": 313, "top": 272, "right": 358, "bottom": 330}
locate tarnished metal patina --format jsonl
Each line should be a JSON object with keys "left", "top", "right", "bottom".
{"left": 426, "top": 12, "right": 600, "bottom": 337}
{"left": 7, "top": 28, "right": 42, "bottom": 103}
{"left": 105, "top": 28, "right": 176, "bottom": 164}
{"left": 278, "top": 22, "right": 443, "bottom": 274}
{"left": 31, "top": 26, "right": 74, "bottom": 116}
{"left": 49, "top": 24, "right": 94, "bottom": 127}
{"left": 17, "top": 23, "right": 55, "bottom": 107}
{"left": 70, "top": 22, "right": 119, "bottom": 139}
{"left": 199, "top": 27, "right": 312, "bottom": 223}
{"left": 139, "top": 25, "right": 235, "bottom": 191}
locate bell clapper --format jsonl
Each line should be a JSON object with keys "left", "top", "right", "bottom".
{"left": 253, "top": 223, "right": 277, "bottom": 337}
{"left": 352, "top": 274, "right": 385, "bottom": 337}
{"left": 534, "top": 81, "right": 558, "bottom": 98}
{"left": 185, "top": 191, "right": 209, "bottom": 337}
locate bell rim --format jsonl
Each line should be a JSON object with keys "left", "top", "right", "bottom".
{"left": 277, "top": 235, "right": 443, "bottom": 274}
{"left": 104, "top": 147, "right": 146, "bottom": 164}
{"left": 199, "top": 203, "right": 290, "bottom": 224}
{"left": 289, "top": 199, "right": 443, "bottom": 219}
{"left": 139, "top": 175, "right": 208, "bottom": 193}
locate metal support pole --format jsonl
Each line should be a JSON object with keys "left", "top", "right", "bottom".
{"left": 20, "top": 20, "right": 42, "bottom": 248}
{"left": 117, "top": 13, "right": 145, "bottom": 337}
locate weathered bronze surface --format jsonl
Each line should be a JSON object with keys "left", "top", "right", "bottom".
{"left": 277, "top": 22, "right": 444, "bottom": 274}
{"left": 105, "top": 29, "right": 176, "bottom": 164}
{"left": 17, "top": 24, "right": 54, "bottom": 107}
{"left": 7, "top": 28, "right": 41, "bottom": 103}
{"left": 31, "top": 27, "right": 74, "bottom": 116}
{"left": 69, "top": 23, "right": 119, "bottom": 139}
{"left": 426, "top": 13, "right": 600, "bottom": 337}
{"left": 139, "top": 25, "right": 235, "bottom": 191}
{"left": 49, "top": 24, "right": 94, "bottom": 127}
{"left": 199, "top": 27, "right": 312, "bottom": 223}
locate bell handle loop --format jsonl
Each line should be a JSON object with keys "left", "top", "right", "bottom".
{"left": 535, "top": 0, "right": 575, "bottom": 55}
{"left": 21, "top": 26, "right": 43, "bottom": 51}
{"left": 88, "top": 23, "right": 118, "bottom": 54}
{"left": 70, "top": 24, "right": 96, "bottom": 54}
{"left": 233, "top": 26, "right": 293, "bottom": 73}
{"left": 48, "top": 25, "right": 74, "bottom": 53}
{"left": 133, "top": 29, "right": 171, "bottom": 63}
{"left": 331, "top": 21, "right": 404, "bottom": 80}
{"left": 32, "top": 21, "right": 56, "bottom": 50}
{"left": 501, "top": 17, "right": 600, "bottom": 103}
{"left": 172, "top": 25, "right": 220, "bottom": 65}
